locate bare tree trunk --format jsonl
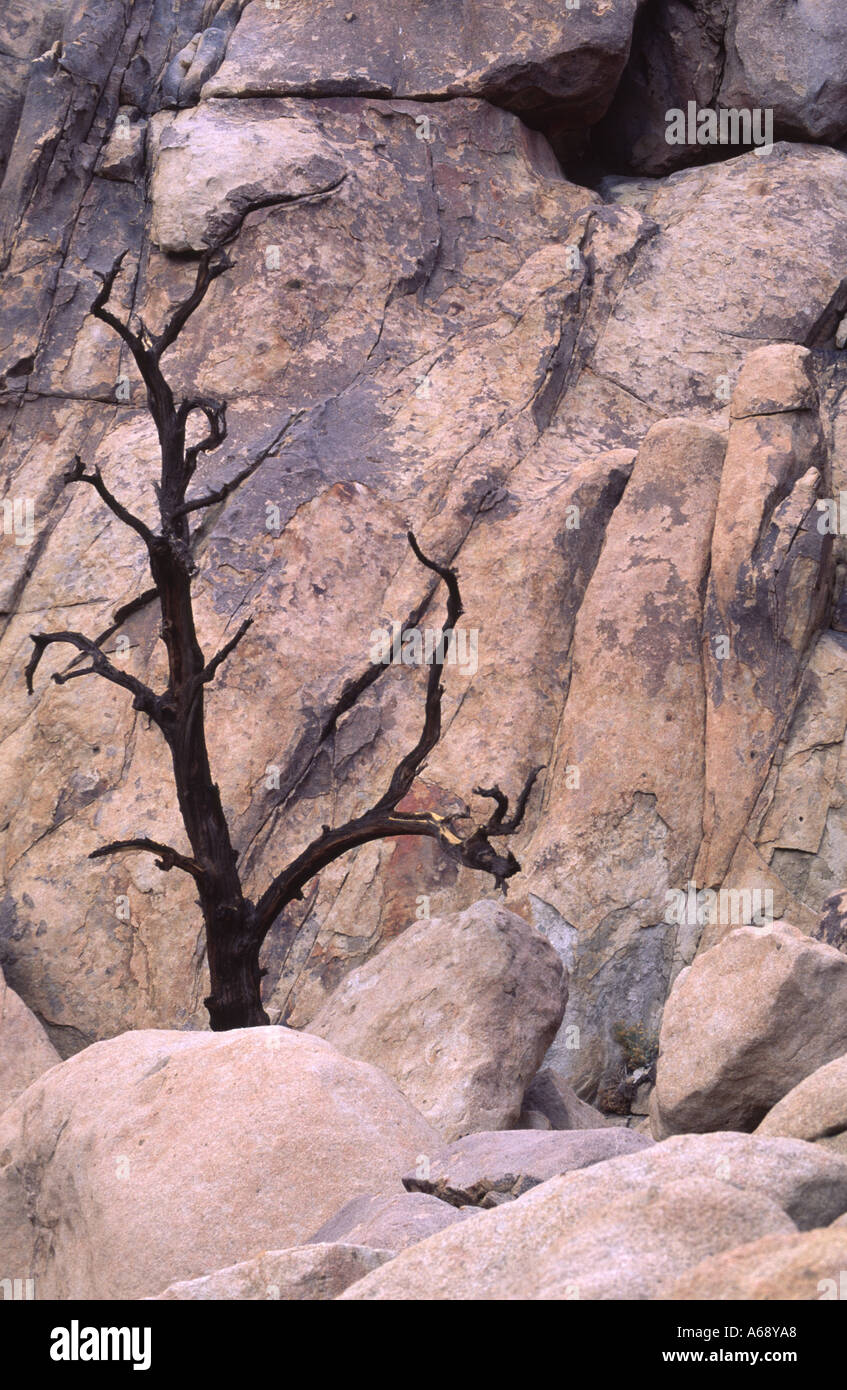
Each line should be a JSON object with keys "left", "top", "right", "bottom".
{"left": 25, "top": 247, "right": 541, "bottom": 1031}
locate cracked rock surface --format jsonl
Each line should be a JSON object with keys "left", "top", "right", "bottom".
{"left": 2, "top": 1, "right": 847, "bottom": 1107}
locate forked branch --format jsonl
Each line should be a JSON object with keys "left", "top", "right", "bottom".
{"left": 25, "top": 629, "right": 161, "bottom": 718}
{"left": 252, "top": 532, "right": 541, "bottom": 944}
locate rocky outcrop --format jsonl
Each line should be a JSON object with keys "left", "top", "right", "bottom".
{"left": 0, "top": 962, "right": 60, "bottom": 1113}
{"left": 151, "top": 1243, "right": 393, "bottom": 1301}
{"left": 756, "top": 1055, "right": 847, "bottom": 1156}
{"left": 0, "top": 1026, "right": 439, "bottom": 1300}
{"left": 524, "top": 417, "right": 726, "bottom": 1093}
{"left": 652, "top": 924, "right": 847, "bottom": 1136}
{"left": 1, "top": 0, "right": 847, "bottom": 1112}
{"left": 695, "top": 346, "right": 832, "bottom": 890}
{"left": 308, "top": 901, "right": 566, "bottom": 1140}
{"left": 402, "top": 1127, "right": 652, "bottom": 1208}
{"left": 204, "top": 0, "right": 642, "bottom": 159}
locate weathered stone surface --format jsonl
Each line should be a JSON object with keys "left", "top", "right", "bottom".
{"left": 756, "top": 1055, "right": 847, "bottom": 1156}
{"left": 718, "top": 630, "right": 847, "bottom": 944}
{"left": 593, "top": 147, "right": 847, "bottom": 420}
{"left": 151, "top": 1243, "right": 393, "bottom": 1300}
{"left": 306, "top": 1192, "right": 476, "bottom": 1252}
{"left": 599, "top": 0, "right": 847, "bottom": 174}
{"left": 341, "top": 1170, "right": 794, "bottom": 1300}
{"left": 0, "top": 1026, "right": 440, "bottom": 1300}
{"left": 816, "top": 890, "right": 847, "bottom": 955}
{"left": 522, "top": 1068, "right": 616, "bottom": 1130}
{"left": 0, "top": 962, "right": 60, "bottom": 1114}
{"left": 2, "top": 2, "right": 847, "bottom": 1105}
{"left": 402, "top": 1127, "right": 652, "bottom": 1207}
{"left": 523, "top": 418, "right": 726, "bottom": 1094}
{"left": 205, "top": 0, "right": 642, "bottom": 153}
{"left": 661, "top": 1226, "right": 847, "bottom": 1301}
{"left": 695, "top": 347, "right": 831, "bottom": 888}
{"left": 652, "top": 924, "right": 847, "bottom": 1136}
{"left": 308, "top": 901, "right": 566, "bottom": 1141}
{"left": 149, "top": 101, "right": 348, "bottom": 253}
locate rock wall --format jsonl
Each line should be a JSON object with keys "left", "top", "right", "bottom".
{"left": 2, "top": 1, "right": 847, "bottom": 1100}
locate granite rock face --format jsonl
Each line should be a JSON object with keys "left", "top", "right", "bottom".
{"left": 2, "top": 3, "right": 847, "bottom": 1113}
{"left": 204, "top": 0, "right": 643, "bottom": 160}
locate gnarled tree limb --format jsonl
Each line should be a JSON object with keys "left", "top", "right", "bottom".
{"left": 25, "top": 629, "right": 161, "bottom": 718}
{"left": 90, "top": 838, "right": 204, "bottom": 880}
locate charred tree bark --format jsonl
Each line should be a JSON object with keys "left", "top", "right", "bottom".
{"left": 25, "top": 247, "right": 541, "bottom": 1030}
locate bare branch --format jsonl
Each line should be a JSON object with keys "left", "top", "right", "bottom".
{"left": 252, "top": 788, "right": 537, "bottom": 943}
{"left": 197, "top": 617, "right": 253, "bottom": 687}
{"left": 64, "top": 454, "right": 157, "bottom": 550}
{"left": 90, "top": 837, "right": 204, "bottom": 881}
{"left": 474, "top": 765, "right": 544, "bottom": 835}
{"left": 25, "top": 629, "right": 160, "bottom": 719}
{"left": 62, "top": 587, "right": 161, "bottom": 677}
{"left": 371, "top": 531, "right": 463, "bottom": 814}
{"left": 90, "top": 251, "right": 136, "bottom": 351}
{"left": 154, "top": 249, "right": 233, "bottom": 357}
{"left": 177, "top": 398, "right": 228, "bottom": 479}
{"left": 251, "top": 539, "right": 540, "bottom": 942}
{"left": 173, "top": 409, "right": 304, "bottom": 519}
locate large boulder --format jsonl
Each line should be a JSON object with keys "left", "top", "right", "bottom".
{"left": 652, "top": 923, "right": 847, "bottom": 1136}
{"left": 341, "top": 1132, "right": 847, "bottom": 1299}
{"left": 0, "top": 963, "right": 60, "bottom": 1114}
{"left": 308, "top": 901, "right": 567, "bottom": 1141}
{"left": 151, "top": 1243, "right": 393, "bottom": 1301}
{"left": 403, "top": 1128, "right": 652, "bottom": 1207}
{"left": 307, "top": 1192, "right": 476, "bottom": 1252}
{"left": 756, "top": 1055, "right": 847, "bottom": 1156}
{"left": 0, "top": 1026, "right": 440, "bottom": 1300}
{"left": 662, "top": 1226, "right": 847, "bottom": 1301}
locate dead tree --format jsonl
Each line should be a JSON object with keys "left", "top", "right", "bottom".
{"left": 25, "top": 250, "right": 540, "bottom": 1030}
